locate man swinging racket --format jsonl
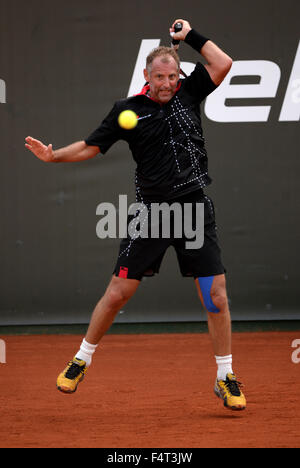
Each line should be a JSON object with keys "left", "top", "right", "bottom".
{"left": 25, "top": 19, "right": 246, "bottom": 411}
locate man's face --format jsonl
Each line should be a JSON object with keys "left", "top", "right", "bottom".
{"left": 144, "top": 56, "right": 180, "bottom": 104}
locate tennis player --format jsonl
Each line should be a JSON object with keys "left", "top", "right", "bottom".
{"left": 25, "top": 19, "right": 246, "bottom": 411}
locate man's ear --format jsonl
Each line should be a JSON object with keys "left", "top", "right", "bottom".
{"left": 143, "top": 68, "right": 150, "bottom": 83}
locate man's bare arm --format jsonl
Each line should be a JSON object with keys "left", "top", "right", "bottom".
{"left": 200, "top": 40, "right": 232, "bottom": 85}
{"left": 25, "top": 137, "right": 99, "bottom": 163}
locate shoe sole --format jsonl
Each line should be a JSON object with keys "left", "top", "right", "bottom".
{"left": 57, "top": 385, "right": 78, "bottom": 394}
{"left": 214, "top": 387, "right": 246, "bottom": 411}
{"left": 56, "top": 375, "right": 84, "bottom": 394}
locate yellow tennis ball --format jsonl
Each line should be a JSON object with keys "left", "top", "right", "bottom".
{"left": 118, "top": 110, "right": 138, "bottom": 130}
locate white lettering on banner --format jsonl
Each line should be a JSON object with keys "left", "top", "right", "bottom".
{"left": 128, "top": 39, "right": 160, "bottom": 97}
{"left": 205, "top": 61, "right": 281, "bottom": 122}
{"left": 128, "top": 39, "right": 300, "bottom": 122}
{"left": 0, "top": 79, "right": 6, "bottom": 103}
{"left": 291, "top": 79, "right": 300, "bottom": 103}
{"left": 178, "top": 62, "right": 196, "bottom": 78}
{"left": 279, "top": 40, "right": 300, "bottom": 121}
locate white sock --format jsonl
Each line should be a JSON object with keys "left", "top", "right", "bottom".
{"left": 215, "top": 354, "right": 233, "bottom": 381}
{"left": 75, "top": 338, "right": 98, "bottom": 367}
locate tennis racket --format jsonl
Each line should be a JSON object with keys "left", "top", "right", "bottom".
{"left": 171, "top": 22, "right": 188, "bottom": 78}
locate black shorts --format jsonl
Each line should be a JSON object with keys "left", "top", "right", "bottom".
{"left": 113, "top": 190, "right": 226, "bottom": 281}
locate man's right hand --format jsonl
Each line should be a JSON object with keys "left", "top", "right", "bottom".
{"left": 170, "top": 19, "right": 192, "bottom": 42}
{"left": 25, "top": 136, "right": 54, "bottom": 162}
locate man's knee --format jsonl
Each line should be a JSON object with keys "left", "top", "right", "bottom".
{"left": 197, "top": 275, "right": 228, "bottom": 313}
{"left": 210, "top": 288, "right": 228, "bottom": 313}
{"left": 105, "top": 277, "right": 139, "bottom": 308}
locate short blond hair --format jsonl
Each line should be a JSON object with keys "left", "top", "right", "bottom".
{"left": 146, "top": 46, "right": 180, "bottom": 74}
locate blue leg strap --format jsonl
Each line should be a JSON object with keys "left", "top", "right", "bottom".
{"left": 197, "top": 276, "right": 220, "bottom": 313}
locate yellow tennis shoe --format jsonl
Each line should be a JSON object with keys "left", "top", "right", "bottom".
{"left": 214, "top": 373, "right": 246, "bottom": 411}
{"left": 57, "top": 357, "right": 87, "bottom": 394}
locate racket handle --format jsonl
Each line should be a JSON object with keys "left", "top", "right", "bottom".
{"left": 172, "top": 22, "right": 183, "bottom": 46}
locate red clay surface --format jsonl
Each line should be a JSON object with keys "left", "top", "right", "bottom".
{"left": 0, "top": 331, "right": 300, "bottom": 448}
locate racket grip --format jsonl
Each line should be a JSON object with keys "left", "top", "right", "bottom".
{"left": 172, "top": 22, "right": 183, "bottom": 46}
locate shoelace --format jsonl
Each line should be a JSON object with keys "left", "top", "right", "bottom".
{"left": 65, "top": 361, "right": 84, "bottom": 380}
{"left": 225, "top": 377, "right": 243, "bottom": 396}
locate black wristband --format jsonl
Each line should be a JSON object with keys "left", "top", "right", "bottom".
{"left": 184, "top": 29, "right": 209, "bottom": 52}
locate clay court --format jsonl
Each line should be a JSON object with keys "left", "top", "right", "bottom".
{"left": 1, "top": 330, "right": 299, "bottom": 448}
